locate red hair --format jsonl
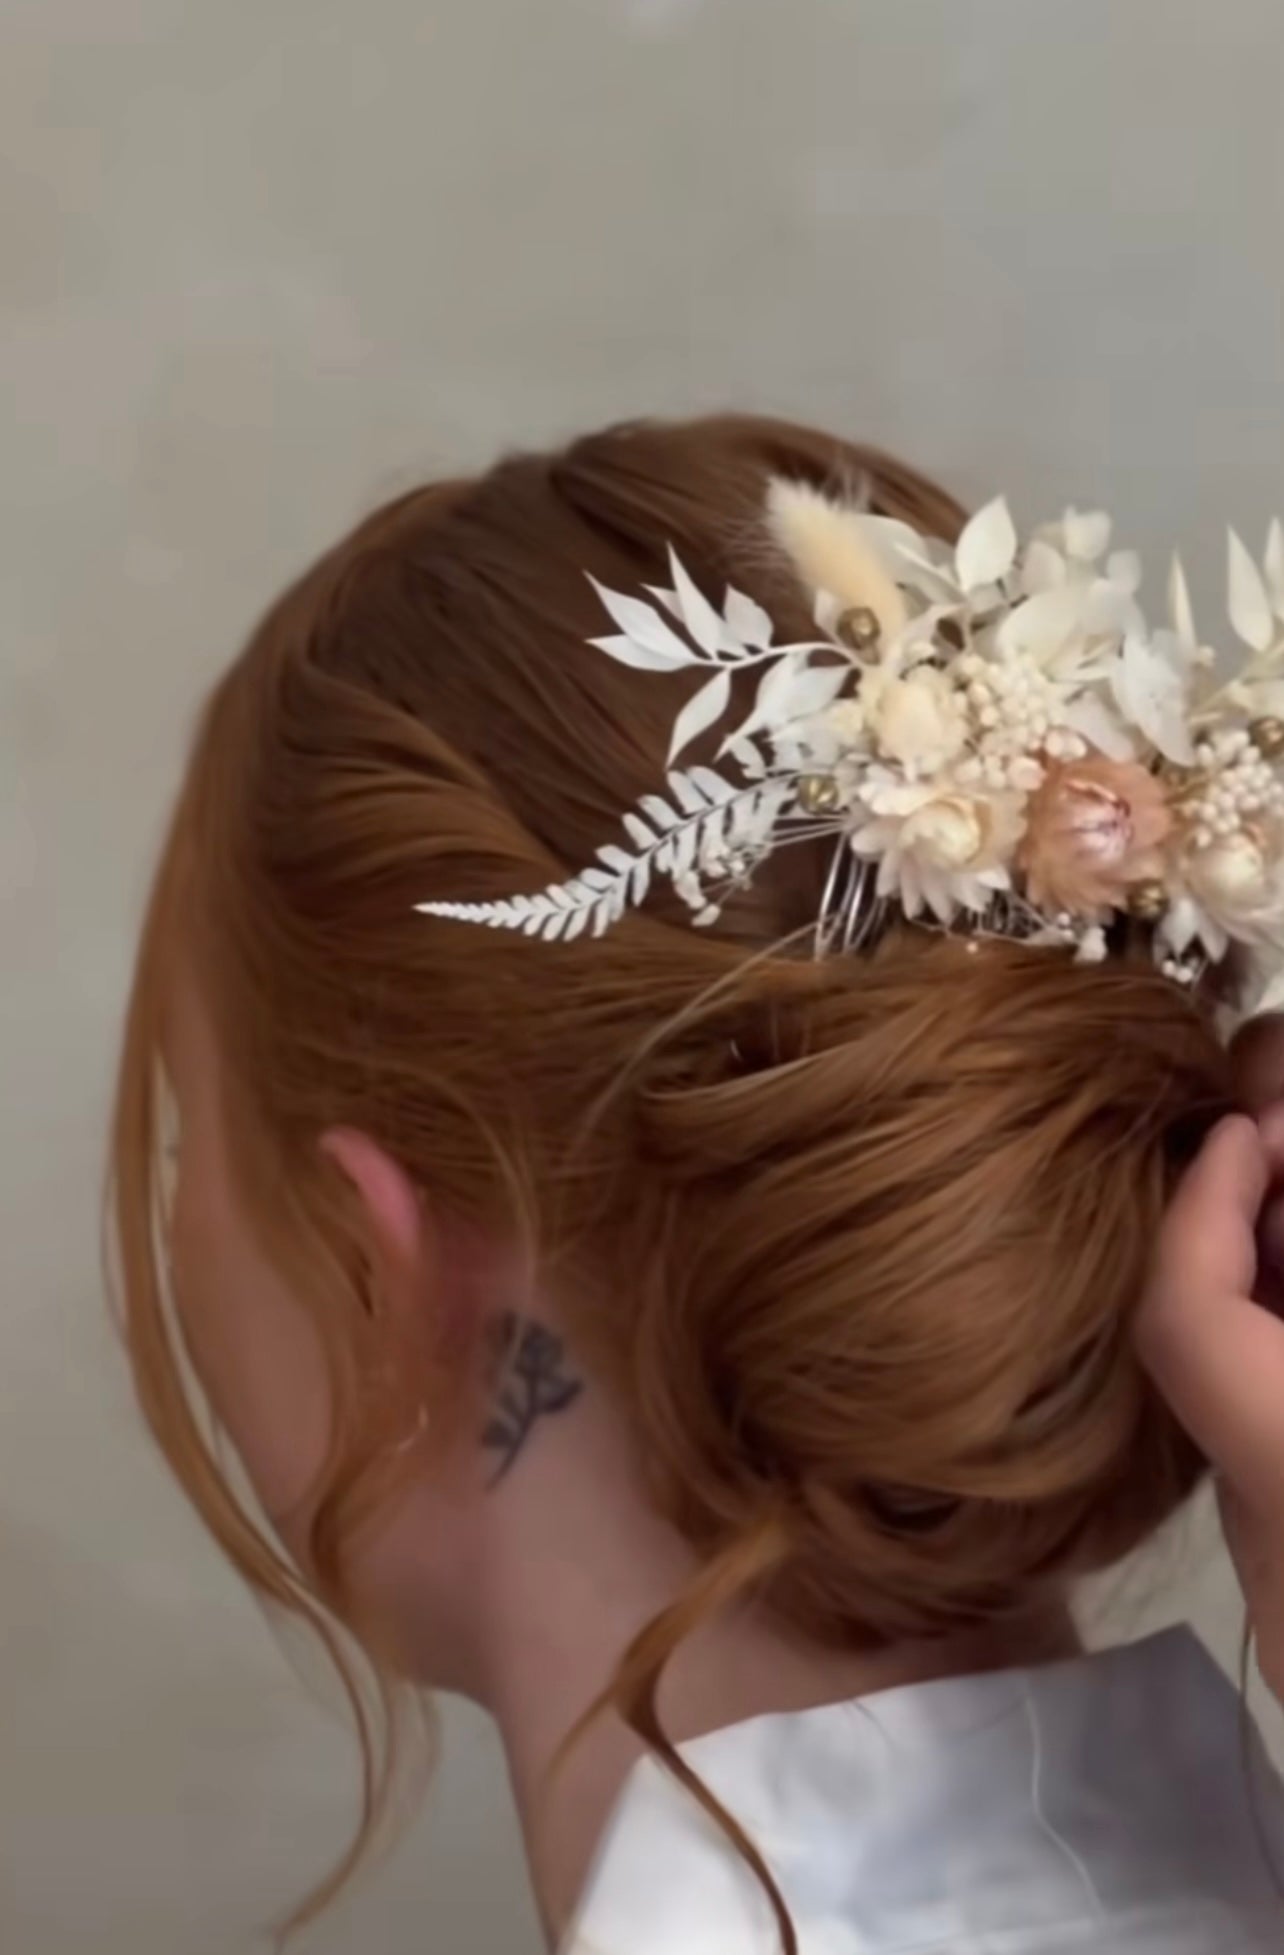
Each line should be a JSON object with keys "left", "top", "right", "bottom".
{"left": 111, "top": 415, "right": 1231, "bottom": 1943}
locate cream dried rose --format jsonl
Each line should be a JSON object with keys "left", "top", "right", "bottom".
{"left": 1194, "top": 834, "right": 1272, "bottom": 903}
{"left": 824, "top": 699, "right": 866, "bottom": 746}
{"left": 900, "top": 795, "right": 986, "bottom": 869}
{"left": 854, "top": 774, "right": 1027, "bottom": 922}
{"left": 1183, "top": 824, "right": 1284, "bottom": 943}
{"left": 1020, "top": 756, "right": 1170, "bottom": 916}
{"left": 861, "top": 666, "right": 967, "bottom": 774}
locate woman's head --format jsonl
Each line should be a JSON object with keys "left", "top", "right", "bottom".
{"left": 112, "top": 413, "right": 1233, "bottom": 1895}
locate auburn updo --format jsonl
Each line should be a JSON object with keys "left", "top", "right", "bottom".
{"left": 111, "top": 414, "right": 1232, "bottom": 1934}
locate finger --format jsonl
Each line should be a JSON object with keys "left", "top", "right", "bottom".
{"left": 1139, "top": 1119, "right": 1284, "bottom": 1501}
{"left": 1138, "top": 1115, "right": 1264, "bottom": 1385}
{"left": 1147, "top": 1115, "right": 1266, "bottom": 1300}
{"left": 1231, "top": 1013, "right": 1284, "bottom": 1115}
{"left": 1147, "top": 1293, "right": 1284, "bottom": 1504}
{"left": 1250, "top": 1109, "right": 1284, "bottom": 1307}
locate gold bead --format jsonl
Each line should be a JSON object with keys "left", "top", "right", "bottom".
{"left": 1127, "top": 879, "right": 1167, "bottom": 922}
{"left": 836, "top": 605, "right": 881, "bottom": 653}
{"left": 798, "top": 773, "right": 841, "bottom": 815}
{"left": 1251, "top": 716, "right": 1284, "bottom": 760}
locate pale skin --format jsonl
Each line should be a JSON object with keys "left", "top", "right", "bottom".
{"left": 1136, "top": 1013, "right": 1284, "bottom": 1707}
{"left": 165, "top": 979, "right": 1284, "bottom": 1942}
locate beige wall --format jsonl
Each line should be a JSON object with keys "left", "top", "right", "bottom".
{"left": 2, "top": 2, "right": 1281, "bottom": 1949}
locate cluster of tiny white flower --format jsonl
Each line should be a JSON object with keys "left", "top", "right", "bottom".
{"left": 955, "top": 650, "right": 1082, "bottom": 764}
{"left": 1157, "top": 954, "right": 1203, "bottom": 988}
{"left": 1185, "top": 730, "right": 1284, "bottom": 848}
{"left": 954, "top": 750, "right": 1048, "bottom": 795}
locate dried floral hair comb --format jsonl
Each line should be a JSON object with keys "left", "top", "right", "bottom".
{"left": 420, "top": 479, "right": 1284, "bottom": 1006}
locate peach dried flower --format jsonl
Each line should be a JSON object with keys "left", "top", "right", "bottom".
{"left": 1021, "top": 756, "right": 1170, "bottom": 916}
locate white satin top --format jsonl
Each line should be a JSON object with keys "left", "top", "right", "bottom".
{"left": 565, "top": 1630, "right": 1284, "bottom": 1953}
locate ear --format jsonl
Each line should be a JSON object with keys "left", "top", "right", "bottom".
{"left": 320, "top": 1127, "right": 428, "bottom": 1318}
{"left": 321, "top": 1129, "right": 516, "bottom": 1365}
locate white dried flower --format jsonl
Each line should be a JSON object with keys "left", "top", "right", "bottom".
{"left": 860, "top": 665, "right": 968, "bottom": 775}
{"left": 422, "top": 481, "right": 1284, "bottom": 1017}
{"left": 822, "top": 698, "right": 867, "bottom": 748}
{"left": 851, "top": 774, "right": 1026, "bottom": 924}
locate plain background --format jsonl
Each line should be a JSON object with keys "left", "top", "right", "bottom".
{"left": 2, "top": 2, "right": 1282, "bottom": 1950}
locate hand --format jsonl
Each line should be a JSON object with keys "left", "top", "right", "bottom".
{"left": 1137, "top": 1016, "right": 1284, "bottom": 1704}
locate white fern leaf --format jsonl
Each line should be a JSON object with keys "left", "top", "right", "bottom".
{"left": 1168, "top": 553, "right": 1197, "bottom": 649}
{"left": 587, "top": 578, "right": 703, "bottom": 669}
{"left": 698, "top": 802, "right": 727, "bottom": 864}
{"left": 1110, "top": 633, "right": 1195, "bottom": 764}
{"left": 640, "top": 793, "right": 679, "bottom": 831}
{"left": 668, "top": 668, "right": 732, "bottom": 763}
{"left": 726, "top": 796, "right": 756, "bottom": 847}
{"left": 727, "top": 779, "right": 790, "bottom": 849}
{"left": 623, "top": 810, "right": 656, "bottom": 848}
{"left": 719, "top": 651, "right": 805, "bottom": 752}
{"left": 956, "top": 496, "right": 1018, "bottom": 592}
{"left": 727, "top": 735, "right": 767, "bottom": 779}
{"left": 776, "top": 661, "right": 851, "bottom": 723}
{"left": 663, "top": 548, "right": 728, "bottom": 656}
{"left": 1062, "top": 509, "right": 1111, "bottom": 562}
{"left": 758, "top": 651, "right": 813, "bottom": 720}
{"left": 996, "top": 584, "right": 1084, "bottom": 663}
{"left": 672, "top": 822, "right": 700, "bottom": 875}
{"left": 589, "top": 630, "right": 697, "bottom": 673}
{"left": 1265, "top": 519, "right": 1284, "bottom": 620}
{"left": 723, "top": 585, "right": 774, "bottom": 649}
{"left": 419, "top": 773, "right": 789, "bottom": 943}
{"left": 1228, "top": 530, "right": 1274, "bottom": 653}
{"left": 686, "top": 765, "right": 738, "bottom": 803}
{"left": 667, "top": 769, "right": 712, "bottom": 816}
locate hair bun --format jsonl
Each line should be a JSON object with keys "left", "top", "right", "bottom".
{"left": 625, "top": 933, "right": 1228, "bottom": 1641}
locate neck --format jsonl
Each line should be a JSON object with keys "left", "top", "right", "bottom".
{"left": 456, "top": 1383, "right": 1077, "bottom": 1945}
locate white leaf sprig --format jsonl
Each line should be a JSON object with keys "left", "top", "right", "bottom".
{"left": 1264, "top": 519, "right": 1284, "bottom": 618}
{"left": 667, "top": 669, "right": 732, "bottom": 764}
{"left": 1228, "top": 529, "right": 1276, "bottom": 654}
{"left": 419, "top": 768, "right": 791, "bottom": 938}
{"left": 955, "top": 495, "right": 1018, "bottom": 592}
